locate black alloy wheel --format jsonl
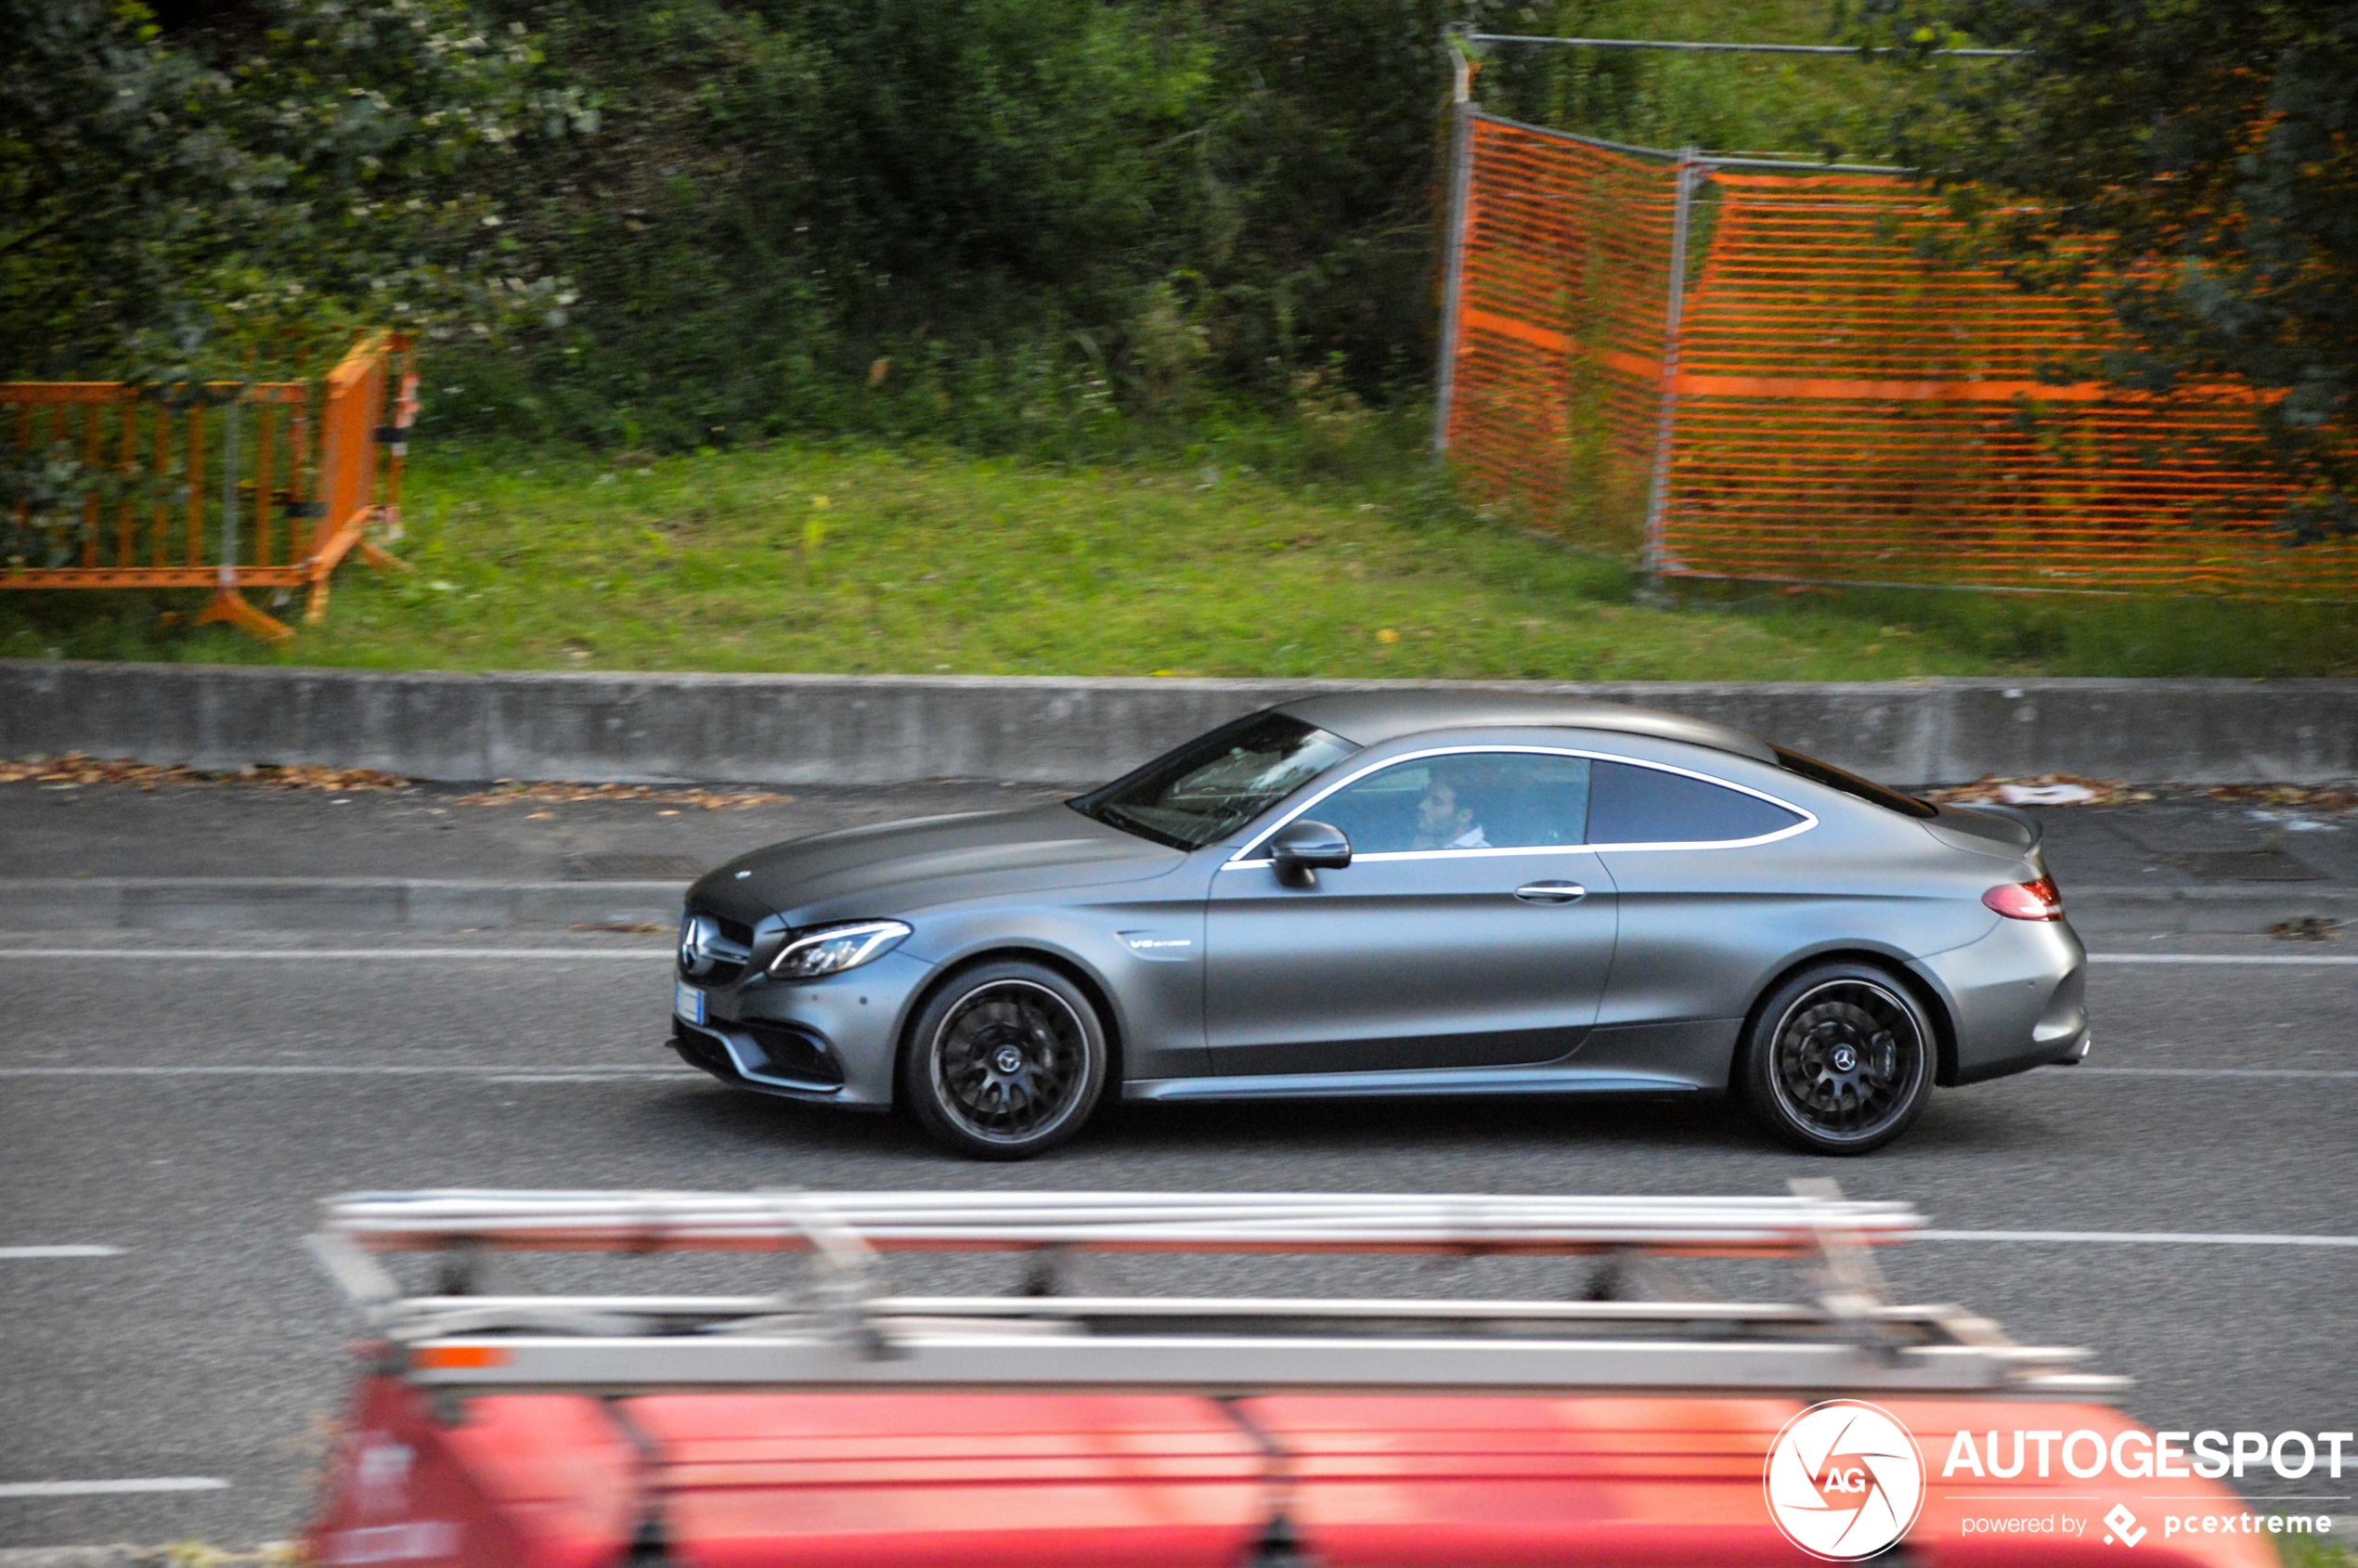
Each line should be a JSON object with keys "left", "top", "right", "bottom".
{"left": 900, "top": 960, "right": 1108, "bottom": 1160}
{"left": 1740, "top": 964, "right": 1933, "bottom": 1155}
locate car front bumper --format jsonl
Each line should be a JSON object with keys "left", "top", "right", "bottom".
{"left": 668, "top": 949, "right": 936, "bottom": 1110}
{"left": 1911, "top": 914, "right": 2089, "bottom": 1085}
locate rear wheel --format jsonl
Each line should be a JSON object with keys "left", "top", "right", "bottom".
{"left": 1740, "top": 964, "right": 1933, "bottom": 1155}
{"left": 900, "top": 960, "right": 1108, "bottom": 1160}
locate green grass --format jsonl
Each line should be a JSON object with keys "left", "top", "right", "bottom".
{"left": 6, "top": 433, "right": 2358, "bottom": 679}
{"left": 2279, "top": 1536, "right": 2357, "bottom": 1568}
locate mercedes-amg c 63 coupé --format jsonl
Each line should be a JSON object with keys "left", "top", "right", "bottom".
{"left": 670, "top": 693, "right": 2087, "bottom": 1158}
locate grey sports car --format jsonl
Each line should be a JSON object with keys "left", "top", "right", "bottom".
{"left": 671, "top": 693, "right": 2088, "bottom": 1159}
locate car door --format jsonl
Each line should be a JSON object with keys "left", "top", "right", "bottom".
{"left": 1582, "top": 756, "right": 1818, "bottom": 1077}
{"left": 1203, "top": 748, "right": 1618, "bottom": 1075}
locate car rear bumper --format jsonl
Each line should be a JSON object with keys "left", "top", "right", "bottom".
{"left": 1911, "top": 915, "right": 2089, "bottom": 1085}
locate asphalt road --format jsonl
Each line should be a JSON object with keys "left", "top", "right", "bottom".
{"left": 2, "top": 936, "right": 2354, "bottom": 1549}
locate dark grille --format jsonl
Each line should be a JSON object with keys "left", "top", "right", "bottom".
{"left": 736, "top": 1018, "right": 844, "bottom": 1086}
{"left": 671, "top": 1018, "right": 842, "bottom": 1091}
{"left": 670, "top": 1019, "right": 737, "bottom": 1079}
{"left": 677, "top": 907, "right": 757, "bottom": 984}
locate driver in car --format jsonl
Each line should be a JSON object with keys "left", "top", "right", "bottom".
{"left": 1411, "top": 773, "right": 1490, "bottom": 850}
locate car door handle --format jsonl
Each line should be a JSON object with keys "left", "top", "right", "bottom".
{"left": 1513, "top": 881, "right": 1587, "bottom": 904}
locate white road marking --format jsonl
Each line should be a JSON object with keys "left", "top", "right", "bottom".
{"left": 4, "top": 1061, "right": 2350, "bottom": 1084}
{"left": 2088, "top": 952, "right": 2358, "bottom": 965}
{"left": 2073, "top": 1066, "right": 2358, "bottom": 1080}
{"left": 0, "top": 1477, "right": 229, "bottom": 1497}
{"left": 0, "top": 1244, "right": 123, "bottom": 1259}
{"left": 1922, "top": 1229, "right": 2358, "bottom": 1248}
{"left": 0, "top": 1064, "right": 687, "bottom": 1078}
{"left": 0, "top": 947, "right": 2346, "bottom": 964}
{"left": 0, "top": 948, "right": 670, "bottom": 961}
{"left": 485, "top": 1072, "right": 685, "bottom": 1083}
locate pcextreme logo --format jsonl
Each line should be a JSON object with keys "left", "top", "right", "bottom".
{"left": 1763, "top": 1400, "right": 1928, "bottom": 1561}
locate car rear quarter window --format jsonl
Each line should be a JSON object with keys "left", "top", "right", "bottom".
{"left": 1586, "top": 759, "right": 1805, "bottom": 846}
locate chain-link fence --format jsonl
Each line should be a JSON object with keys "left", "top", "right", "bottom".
{"left": 1435, "top": 109, "right": 2358, "bottom": 599}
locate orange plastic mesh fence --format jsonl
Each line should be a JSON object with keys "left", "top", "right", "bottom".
{"left": 1438, "top": 111, "right": 2358, "bottom": 598}
{"left": 1444, "top": 115, "right": 1678, "bottom": 528}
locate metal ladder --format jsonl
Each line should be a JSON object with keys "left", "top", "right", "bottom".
{"left": 311, "top": 1182, "right": 2121, "bottom": 1399}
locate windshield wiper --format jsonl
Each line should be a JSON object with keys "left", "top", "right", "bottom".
{"left": 1076, "top": 799, "right": 1195, "bottom": 851}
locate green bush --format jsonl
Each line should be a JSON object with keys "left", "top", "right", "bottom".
{"left": 0, "top": 0, "right": 577, "bottom": 382}
{"left": 436, "top": 0, "right": 1471, "bottom": 452}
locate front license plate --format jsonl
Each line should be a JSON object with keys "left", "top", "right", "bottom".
{"left": 674, "top": 979, "right": 706, "bottom": 1027}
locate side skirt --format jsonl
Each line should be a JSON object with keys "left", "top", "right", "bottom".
{"left": 1122, "top": 1065, "right": 1703, "bottom": 1104}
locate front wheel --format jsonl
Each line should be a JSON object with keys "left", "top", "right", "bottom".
{"left": 900, "top": 961, "right": 1108, "bottom": 1160}
{"left": 1739, "top": 964, "right": 1934, "bottom": 1155}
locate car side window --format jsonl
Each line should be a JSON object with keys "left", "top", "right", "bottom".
{"left": 1586, "top": 759, "right": 1804, "bottom": 845}
{"left": 1313, "top": 753, "right": 1592, "bottom": 856}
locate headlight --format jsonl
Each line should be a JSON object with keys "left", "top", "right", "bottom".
{"left": 767, "top": 920, "right": 912, "bottom": 980}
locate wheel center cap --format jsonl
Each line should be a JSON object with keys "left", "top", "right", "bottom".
{"left": 1831, "top": 1044, "right": 1858, "bottom": 1073}
{"left": 992, "top": 1044, "right": 1026, "bottom": 1075}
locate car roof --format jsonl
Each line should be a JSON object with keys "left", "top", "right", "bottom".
{"left": 1275, "top": 692, "right": 1779, "bottom": 766}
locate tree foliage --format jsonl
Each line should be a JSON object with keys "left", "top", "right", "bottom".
{"left": 1844, "top": 0, "right": 2358, "bottom": 536}
{"left": 0, "top": 0, "right": 582, "bottom": 382}
{"left": 446, "top": 0, "right": 1467, "bottom": 449}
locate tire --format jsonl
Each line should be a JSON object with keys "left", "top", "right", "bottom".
{"left": 899, "top": 960, "right": 1109, "bottom": 1160}
{"left": 1739, "top": 962, "right": 1935, "bottom": 1155}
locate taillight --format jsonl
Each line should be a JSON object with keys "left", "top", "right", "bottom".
{"left": 1983, "top": 875, "right": 2064, "bottom": 920}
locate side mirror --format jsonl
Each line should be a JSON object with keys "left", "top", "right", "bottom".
{"left": 1269, "top": 819, "right": 1351, "bottom": 883}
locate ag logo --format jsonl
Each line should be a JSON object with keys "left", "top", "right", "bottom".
{"left": 1763, "top": 1399, "right": 1926, "bottom": 1561}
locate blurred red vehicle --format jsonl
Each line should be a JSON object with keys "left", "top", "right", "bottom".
{"left": 305, "top": 1188, "right": 2276, "bottom": 1568}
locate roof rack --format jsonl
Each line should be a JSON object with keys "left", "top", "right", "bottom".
{"left": 312, "top": 1182, "right": 2122, "bottom": 1399}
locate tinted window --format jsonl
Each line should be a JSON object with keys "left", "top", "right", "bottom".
{"left": 1315, "top": 753, "right": 1592, "bottom": 855}
{"left": 1072, "top": 712, "right": 1358, "bottom": 850}
{"left": 1587, "top": 760, "right": 1803, "bottom": 845}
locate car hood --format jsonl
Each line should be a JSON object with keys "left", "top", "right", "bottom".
{"left": 689, "top": 803, "right": 1185, "bottom": 926}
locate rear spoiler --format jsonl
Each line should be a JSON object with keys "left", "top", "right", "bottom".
{"left": 1976, "top": 801, "right": 2047, "bottom": 849}
{"left": 311, "top": 1181, "right": 2118, "bottom": 1399}
{"left": 1930, "top": 800, "right": 2047, "bottom": 858}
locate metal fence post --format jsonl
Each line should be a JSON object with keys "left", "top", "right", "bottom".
{"left": 1640, "top": 149, "right": 1701, "bottom": 585}
{"left": 192, "top": 388, "right": 296, "bottom": 641}
{"left": 1431, "top": 41, "right": 1477, "bottom": 456}
{"left": 218, "top": 393, "right": 239, "bottom": 595}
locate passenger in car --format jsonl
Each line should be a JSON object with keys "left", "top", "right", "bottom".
{"left": 1412, "top": 774, "right": 1490, "bottom": 850}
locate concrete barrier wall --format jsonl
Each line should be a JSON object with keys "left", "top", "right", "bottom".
{"left": 3, "top": 660, "right": 2353, "bottom": 785}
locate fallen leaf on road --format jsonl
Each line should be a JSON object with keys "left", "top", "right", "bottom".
{"left": 0, "top": 754, "right": 409, "bottom": 791}
{"left": 1922, "top": 773, "right": 2153, "bottom": 808}
{"left": 453, "top": 781, "right": 792, "bottom": 810}
{"left": 2207, "top": 784, "right": 2358, "bottom": 812}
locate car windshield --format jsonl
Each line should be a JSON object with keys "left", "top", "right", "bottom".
{"left": 1071, "top": 712, "right": 1359, "bottom": 850}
